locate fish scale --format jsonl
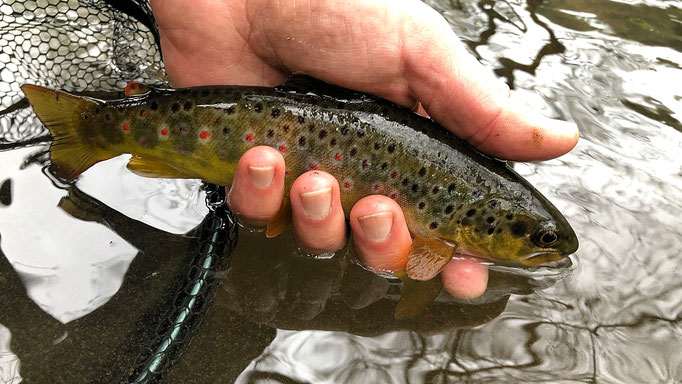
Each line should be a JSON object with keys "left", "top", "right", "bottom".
{"left": 21, "top": 76, "right": 578, "bottom": 287}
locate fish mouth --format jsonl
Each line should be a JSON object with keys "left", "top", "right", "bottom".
{"left": 522, "top": 252, "right": 572, "bottom": 268}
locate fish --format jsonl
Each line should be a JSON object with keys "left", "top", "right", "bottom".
{"left": 21, "top": 76, "right": 578, "bottom": 318}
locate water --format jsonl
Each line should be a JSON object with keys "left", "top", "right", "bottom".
{"left": 1, "top": 0, "right": 681, "bottom": 383}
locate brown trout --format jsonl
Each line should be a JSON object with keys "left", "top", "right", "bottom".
{"left": 22, "top": 76, "right": 578, "bottom": 315}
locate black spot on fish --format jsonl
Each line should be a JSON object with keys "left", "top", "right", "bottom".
{"left": 319, "top": 130, "right": 327, "bottom": 140}
{"left": 271, "top": 109, "right": 280, "bottom": 118}
{"left": 510, "top": 221, "right": 528, "bottom": 237}
{"left": 445, "top": 205, "right": 454, "bottom": 214}
{"left": 298, "top": 116, "right": 305, "bottom": 124}
{"left": 350, "top": 148, "right": 357, "bottom": 157}
{"left": 411, "top": 183, "right": 419, "bottom": 193}
{"left": 330, "top": 138, "right": 337, "bottom": 146}
{"left": 387, "top": 144, "right": 395, "bottom": 153}
{"left": 418, "top": 202, "right": 425, "bottom": 210}
{"left": 309, "top": 124, "right": 316, "bottom": 133}
{"left": 222, "top": 127, "right": 230, "bottom": 135}
{"left": 374, "top": 142, "right": 380, "bottom": 150}
{"left": 496, "top": 228, "right": 503, "bottom": 234}
{"left": 254, "top": 103, "right": 263, "bottom": 113}
{"left": 487, "top": 227, "right": 496, "bottom": 235}
{"left": 487, "top": 199, "right": 498, "bottom": 209}
{"left": 466, "top": 209, "right": 476, "bottom": 217}
{"left": 299, "top": 136, "right": 307, "bottom": 146}
{"left": 105, "top": 113, "right": 112, "bottom": 121}
{"left": 150, "top": 101, "right": 158, "bottom": 111}
{"left": 226, "top": 105, "right": 235, "bottom": 114}
{"left": 486, "top": 216, "right": 495, "bottom": 224}
{"left": 267, "top": 129, "right": 274, "bottom": 138}
{"left": 183, "top": 101, "right": 192, "bottom": 111}
{"left": 448, "top": 184, "right": 456, "bottom": 194}
{"left": 506, "top": 213, "right": 514, "bottom": 220}
{"left": 462, "top": 217, "right": 471, "bottom": 226}
{"left": 429, "top": 222, "right": 438, "bottom": 229}
{"left": 340, "top": 125, "right": 349, "bottom": 135}
{"left": 381, "top": 162, "right": 388, "bottom": 170}
{"left": 94, "top": 107, "right": 100, "bottom": 114}
{"left": 432, "top": 186, "right": 440, "bottom": 194}
{"left": 361, "top": 160, "right": 369, "bottom": 169}
{"left": 418, "top": 167, "right": 426, "bottom": 177}
{"left": 283, "top": 125, "right": 290, "bottom": 133}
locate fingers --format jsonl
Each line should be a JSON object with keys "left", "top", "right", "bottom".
{"left": 440, "top": 256, "right": 489, "bottom": 300}
{"left": 349, "top": 196, "right": 488, "bottom": 300}
{"left": 289, "top": 171, "right": 347, "bottom": 254}
{"left": 227, "top": 146, "right": 286, "bottom": 227}
{"left": 349, "top": 196, "right": 412, "bottom": 272}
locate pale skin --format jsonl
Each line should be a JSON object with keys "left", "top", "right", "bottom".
{"left": 150, "top": 0, "right": 579, "bottom": 300}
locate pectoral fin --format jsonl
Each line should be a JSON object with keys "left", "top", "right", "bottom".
{"left": 265, "top": 196, "right": 292, "bottom": 238}
{"left": 126, "top": 155, "right": 193, "bottom": 179}
{"left": 406, "top": 236, "right": 456, "bottom": 281}
{"left": 394, "top": 270, "right": 442, "bottom": 320}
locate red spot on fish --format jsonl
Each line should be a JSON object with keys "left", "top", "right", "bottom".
{"left": 285, "top": 169, "right": 291, "bottom": 175}
{"left": 160, "top": 128, "right": 168, "bottom": 136}
{"left": 278, "top": 144, "right": 288, "bottom": 153}
{"left": 140, "top": 109, "right": 147, "bottom": 117}
{"left": 200, "top": 130, "right": 211, "bottom": 139}
{"left": 373, "top": 183, "right": 381, "bottom": 191}
{"left": 334, "top": 153, "right": 343, "bottom": 161}
{"left": 362, "top": 160, "right": 369, "bottom": 169}
{"left": 122, "top": 123, "right": 129, "bottom": 131}
{"left": 391, "top": 171, "right": 398, "bottom": 179}
{"left": 140, "top": 139, "right": 147, "bottom": 147}
{"left": 177, "top": 146, "right": 184, "bottom": 152}
{"left": 343, "top": 182, "right": 351, "bottom": 189}
{"left": 182, "top": 126, "right": 189, "bottom": 133}
{"left": 220, "top": 151, "right": 227, "bottom": 158}
{"left": 390, "top": 193, "right": 398, "bottom": 200}
{"left": 308, "top": 162, "right": 319, "bottom": 170}
{"left": 245, "top": 133, "right": 254, "bottom": 142}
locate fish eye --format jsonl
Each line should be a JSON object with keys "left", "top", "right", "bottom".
{"left": 532, "top": 223, "right": 559, "bottom": 247}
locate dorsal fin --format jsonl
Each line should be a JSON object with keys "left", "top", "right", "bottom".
{"left": 276, "top": 74, "right": 369, "bottom": 101}
{"left": 124, "top": 82, "right": 150, "bottom": 97}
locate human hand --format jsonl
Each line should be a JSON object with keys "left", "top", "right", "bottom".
{"left": 150, "top": 0, "right": 579, "bottom": 300}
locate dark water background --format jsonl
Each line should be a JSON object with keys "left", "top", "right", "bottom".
{"left": 1, "top": 0, "right": 681, "bottom": 383}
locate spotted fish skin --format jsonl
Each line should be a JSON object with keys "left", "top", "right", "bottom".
{"left": 21, "top": 77, "right": 578, "bottom": 268}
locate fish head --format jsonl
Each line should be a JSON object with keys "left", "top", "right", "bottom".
{"left": 453, "top": 191, "right": 579, "bottom": 268}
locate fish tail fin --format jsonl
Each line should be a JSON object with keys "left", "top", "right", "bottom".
{"left": 21, "top": 84, "right": 116, "bottom": 180}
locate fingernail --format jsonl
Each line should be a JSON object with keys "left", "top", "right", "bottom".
{"left": 300, "top": 187, "right": 332, "bottom": 220}
{"left": 247, "top": 166, "right": 274, "bottom": 190}
{"left": 358, "top": 212, "right": 393, "bottom": 242}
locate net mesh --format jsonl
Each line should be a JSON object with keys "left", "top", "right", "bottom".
{"left": 0, "top": 0, "right": 168, "bottom": 148}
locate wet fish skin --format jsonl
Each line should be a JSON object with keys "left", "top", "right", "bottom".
{"left": 21, "top": 77, "right": 578, "bottom": 271}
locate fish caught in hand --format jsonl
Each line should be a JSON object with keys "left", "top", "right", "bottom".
{"left": 22, "top": 76, "right": 578, "bottom": 318}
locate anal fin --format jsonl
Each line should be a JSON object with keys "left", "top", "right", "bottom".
{"left": 406, "top": 236, "right": 456, "bottom": 281}
{"left": 126, "top": 155, "right": 189, "bottom": 178}
{"left": 265, "top": 196, "right": 292, "bottom": 238}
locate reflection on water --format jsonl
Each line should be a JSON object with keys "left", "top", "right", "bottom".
{"left": 0, "top": 0, "right": 681, "bottom": 382}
